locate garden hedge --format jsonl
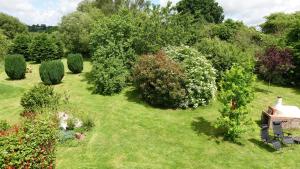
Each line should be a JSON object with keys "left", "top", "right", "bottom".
{"left": 39, "top": 60, "right": 64, "bottom": 85}
{"left": 5, "top": 54, "right": 26, "bottom": 80}
{"left": 67, "top": 53, "right": 83, "bottom": 74}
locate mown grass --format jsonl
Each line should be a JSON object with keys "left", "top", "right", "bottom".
{"left": 1, "top": 60, "right": 300, "bottom": 168}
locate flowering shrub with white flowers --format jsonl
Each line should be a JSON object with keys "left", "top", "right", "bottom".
{"left": 165, "top": 46, "right": 217, "bottom": 108}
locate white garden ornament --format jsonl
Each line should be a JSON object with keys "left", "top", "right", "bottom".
{"left": 58, "top": 112, "right": 83, "bottom": 130}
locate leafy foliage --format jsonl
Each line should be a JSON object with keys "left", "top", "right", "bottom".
{"left": 30, "top": 33, "right": 60, "bottom": 63}
{"left": 10, "top": 33, "right": 32, "bottom": 60}
{"left": 0, "top": 12, "right": 28, "bottom": 39}
{"left": 133, "top": 52, "right": 187, "bottom": 108}
{"left": 195, "top": 38, "right": 252, "bottom": 80}
{"left": 0, "top": 118, "right": 57, "bottom": 168}
{"left": 39, "top": 60, "right": 65, "bottom": 85}
{"left": 212, "top": 19, "right": 243, "bottom": 41}
{"left": 286, "top": 22, "right": 300, "bottom": 85}
{"left": 91, "top": 13, "right": 137, "bottom": 68}
{"left": 0, "top": 32, "right": 11, "bottom": 72}
{"left": 176, "top": 0, "right": 224, "bottom": 23}
{"left": 89, "top": 51, "right": 129, "bottom": 95}
{"left": 59, "top": 11, "right": 97, "bottom": 57}
{"left": 256, "top": 46, "right": 295, "bottom": 85}
{"left": 67, "top": 53, "right": 84, "bottom": 74}
{"left": 165, "top": 46, "right": 217, "bottom": 108}
{"left": 261, "top": 12, "right": 300, "bottom": 35}
{"left": 20, "top": 84, "right": 61, "bottom": 113}
{"left": 4, "top": 54, "right": 26, "bottom": 80}
{"left": 216, "top": 65, "right": 255, "bottom": 142}
{"left": 0, "top": 120, "right": 10, "bottom": 131}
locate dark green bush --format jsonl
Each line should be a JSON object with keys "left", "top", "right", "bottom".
{"left": 39, "top": 60, "right": 64, "bottom": 85}
{"left": 67, "top": 53, "right": 83, "bottom": 74}
{"left": 133, "top": 52, "right": 187, "bottom": 108}
{"left": 20, "top": 84, "right": 61, "bottom": 113}
{"left": 4, "top": 54, "right": 26, "bottom": 80}
{"left": 10, "top": 33, "right": 31, "bottom": 60}
{"left": 30, "top": 33, "right": 59, "bottom": 63}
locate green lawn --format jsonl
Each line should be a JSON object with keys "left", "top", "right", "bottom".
{"left": 1, "top": 60, "right": 300, "bottom": 168}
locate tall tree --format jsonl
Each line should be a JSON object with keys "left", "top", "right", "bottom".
{"left": 260, "top": 12, "right": 300, "bottom": 35}
{"left": 176, "top": 0, "right": 224, "bottom": 23}
{"left": 0, "top": 13, "right": 28, "bottom": 39}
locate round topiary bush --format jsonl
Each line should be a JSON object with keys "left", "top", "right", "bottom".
{"left": 67, "top": 54, "right": 83, "bottom": 74}
{"left": 133, "top": 52, "right": 187, "bottom": 108}
{"left": 39, "top": 60, "right": 64, "bottom": 85}
{"left": 165, "top": 46, "right": 217, "bottom": 108}
{"left": 5, "top": 54, "right": 26, "bottom": 80}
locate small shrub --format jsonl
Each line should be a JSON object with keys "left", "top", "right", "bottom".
{"left": 4, "top": 54, "right": 26, "bottom": 80}
{"left": 0, "top": 120, "right": 10, "bottom": 131}
{"left": 165, "top": 46, "right": 217, "bottom": 108}
{"left": 58, "top": 130, "right": 75, "bottom": 143}
{"left": 133, "top": 52, "right": 187, "bottom": 108}
{"left": 20, "top": 84, "right": 61, "bottom": 113}
{"left": 39, "top": 60, "right": 64, "bottom": 85}
{"left": 81, "top": 115, "right": 95, "bottom": 131}
{"left": 216, "top": 65, "right": 255, "bottom": 142}
{"left": 67, "top": 53, "right": 83, "bottom": 74}
{"left": 66, "top": 118, "right": 76, "bottom": 130}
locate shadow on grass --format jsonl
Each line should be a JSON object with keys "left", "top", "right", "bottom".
{"left": 79, "top": 72, "right": 94, "bottom": 92}
{"left": 191, "top": 117, "right": 225, "bottom": 144}
{"left": 254, "top": 87, "right": 272, "bottom": 94}
{"left": 248, "top": 138, "right": 277, "bottom": 152}
{"left": 125, "top": 89, "right": 172, "bottom": 110}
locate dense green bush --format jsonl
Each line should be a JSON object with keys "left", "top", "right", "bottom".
{"left": 10, "top": 33, "right": 31, "bottom": 60}
{"left": 195, "top": 38, "right": 252, "bottom": 79}
{"left": 165, "top": 46, "right": 217, "bottom": 108}
{"left": 216, "top": 65, "right": 255, "bottom": 142}
{"left": 89, "top": 53, "right": 129, "bottom": 95}
{"left": 0, "top": 118, "right": 57, "bottom": 168}
{"left": 20, "top": 84, "right": 61, "bottom": 113}
{"left": 30, "top": 33, "right": 59, "bottom": 63}
{"left": 133, "top": 52, "right": 187, "bottom": 108}
{"left": 4, "top": 54, "right": 26, "bottom": 80}
{"left": 67, "top": 53, "right": 84, "bottom": 74}
{"left": 39, "top": 60, "right": 64, "bottom": 85}
{"left": 50, "top": 33, "right": 65, "bottom": 59}
{"left": 286, "top": 22, "right": 300, "bottom": 85}
{"left": 91, "top": 13, "right": 137, "bottom": 68}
